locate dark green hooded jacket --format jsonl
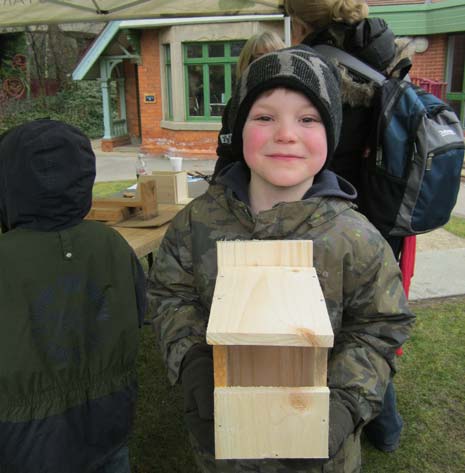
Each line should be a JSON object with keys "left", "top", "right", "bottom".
{"left": 0, "top": 120, "right": 146, "bottom": 473}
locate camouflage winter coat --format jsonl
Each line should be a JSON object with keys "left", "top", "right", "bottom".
{"left": 148, "top": 178, "right": 414, "bottom": 425}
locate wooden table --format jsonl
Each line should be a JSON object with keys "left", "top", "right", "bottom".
{"left": 113, "top": 220, "right": 172, "bottom": 326}
{"left": 113, "top": 224, "right": 170, "bottom": 260}
{"left": 111, "top": 203, "right": 185, "bottom": 262}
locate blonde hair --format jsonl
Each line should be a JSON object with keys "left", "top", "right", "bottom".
{"left": 236, "top": 31, "right": 285, "bottom": 78}
{"left": 284, "top": 0, "right": 368, "bottom": 31}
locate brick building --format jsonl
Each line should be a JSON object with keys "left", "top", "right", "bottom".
{"left": 73, "top": 15, "right": 284, "bottom": 156}
{"left": 370, "top": 0, "right": 465, "bottom": 121}
{"left": 72, "top": 0, "right": 465, "bottom": 157}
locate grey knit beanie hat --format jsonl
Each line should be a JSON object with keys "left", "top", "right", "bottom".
{"left": 228, "top": 45, "right": 342, "bottom": 168}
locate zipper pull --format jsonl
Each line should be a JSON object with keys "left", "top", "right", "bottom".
{"left": 426, "top": 152, "right": 434, "bottom": 171}
{"left": 412, "top": 142, "right": 418, "bottom": 161}
{"left": 376, "top": 147, "right": 383, "bottom": 167}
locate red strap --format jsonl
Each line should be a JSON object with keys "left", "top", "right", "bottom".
{"left": 396, "top": 236, "right": 417, "bottom": 357}
{"left": 399, "top": 235, "right": 416, "bottom": 299}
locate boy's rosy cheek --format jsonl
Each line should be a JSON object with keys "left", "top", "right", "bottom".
{"left": 243, "top": 127, "right": 268, "bottom": 153}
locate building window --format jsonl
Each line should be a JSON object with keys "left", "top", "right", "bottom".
{"left": 164, "top": 44, "right": 173, "bottom": 120}
{"left": 183, "top": 41, "right": 245, "bottom": 121}
{"left": 446, "top": 34, "right": 465, "bottom": 127}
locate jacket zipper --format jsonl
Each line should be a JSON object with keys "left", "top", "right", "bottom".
{"left": 425, "top": 142, "right": 465, "bottom": 170}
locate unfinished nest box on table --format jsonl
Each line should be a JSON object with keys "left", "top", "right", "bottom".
{"left": 87, "top": 175, "right": 158, "bottom": 223}
{"left": 206, "top": 240, "right": 334, "bottom": 460}
{"left": 86, "top": 172, "right": 192, "bottom": 225}
{"left": 151, "top": 170, "right": 190, "bottom": 204}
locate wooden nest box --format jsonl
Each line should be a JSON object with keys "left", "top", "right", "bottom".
{"left": 87, "top": 175, "right": 158, "bottom": 222}
{"left": 151, "top": 170, "right": 190, "bottom": 204}
{"left": 206, "top": 240, "right": 333, "bottom": 460}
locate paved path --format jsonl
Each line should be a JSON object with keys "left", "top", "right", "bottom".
{"left": 410, "top": 181, "right": 465, "bottom": 300}
{"left": 92, "top": 142, "right": 465, "bottom": 302}
{"left": 411, "top": 226, "right": 465, "bottom": 301}
{"left": 92, "top": 141, "right": 215, "bottom": 182}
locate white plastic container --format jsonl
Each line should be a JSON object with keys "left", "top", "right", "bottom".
{"left": 169, "top": 156, "right": 183, "bottom": 172}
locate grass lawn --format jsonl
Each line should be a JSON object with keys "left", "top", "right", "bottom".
{"left": 129, "top": 296, "right": 465, "bottom": 473}
{"left": 445, "top": 215, "right": 465, "bottom": 239}
{"left": 93, "top": 180, "right": 136, "bottom": 198}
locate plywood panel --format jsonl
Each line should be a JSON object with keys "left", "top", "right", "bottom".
{"left": 207, "top": 266, "right": 333, "bottom": 347}
{"left": 226, "top": 346, "right": 327, "bottom": 387}
{"left": 86, "top": 206, "right": 130, "bottom": 222}
{"left": 214, "top": 386, "right": 329, "bottom": 459}
{"left": 217, "top": 240, "right": 313, "bottom": 268}
{"left": 152, "top": 171, "right": 189, "bottom": 204}
{"left": 213, "top": 346, "right": 229, "bottom": 387}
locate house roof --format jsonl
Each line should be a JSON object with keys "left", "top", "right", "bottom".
{"left": 72, "top": 15, "right": 284, "bottom": 81}
{"left": 72, "top": 21, "right": 122, "bottom": 81}
{"left": 370, "top": 0, "right": 465, "bottom": 35}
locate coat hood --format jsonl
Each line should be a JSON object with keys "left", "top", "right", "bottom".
{"left": 0, "top": 119, "right": 95, "bottom": 232}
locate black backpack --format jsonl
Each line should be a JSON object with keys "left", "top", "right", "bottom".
{"left": 314, "top": 44, "right": 465, "bottom": 237}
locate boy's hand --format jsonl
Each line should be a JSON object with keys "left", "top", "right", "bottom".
{"left": 181, "top": 345, "right": 214, "bottom": 453}
{"left": 182, "top": 355, "right": 214, "bottom": 419}
{"left": 328, "top": 398, "right": 355, "bottom": 458}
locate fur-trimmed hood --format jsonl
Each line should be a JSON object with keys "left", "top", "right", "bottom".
{"left": 339, "top": 37, "right": 416, "bottom": 108}
{"left": 302, "top": 19, "right": 416, "bottom": 108}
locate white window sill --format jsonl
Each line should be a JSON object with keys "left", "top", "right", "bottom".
{"left": 161, "top": 120, "right": 222, "bottom": 131}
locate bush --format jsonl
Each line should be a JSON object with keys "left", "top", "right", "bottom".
{"left": 0, "top": 81, "right": 104, "bottom": 138}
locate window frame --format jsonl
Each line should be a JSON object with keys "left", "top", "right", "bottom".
{"left": 163, "top": 44, "right": 173, "bottom": 121}
{"left": 182, "top": 41, "right": 243, "bottom": 122}
{"left": 446, "top": 34, "right": 465, "bottom": 127}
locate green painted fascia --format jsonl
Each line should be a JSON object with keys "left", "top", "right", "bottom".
{"left": 72, "top": 21, "right": 121, "bottom": 80}
{"left": 370, "top": 0, "right": 465, "bottom": 36}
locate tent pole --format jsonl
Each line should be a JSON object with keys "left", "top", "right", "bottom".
{"left": 284, "top": 15, "right": 291, "bottom": 47}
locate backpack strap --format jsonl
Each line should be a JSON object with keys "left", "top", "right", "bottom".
{"left": 313, "top": 44, "right": 385, "bottom": 85}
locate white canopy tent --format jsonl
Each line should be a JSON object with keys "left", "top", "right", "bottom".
{"left": 0, "top": 0, "right": 283, "bottom": 28}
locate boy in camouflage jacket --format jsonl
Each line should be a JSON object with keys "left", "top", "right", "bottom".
{"left": 148, "top": 46, "right": 414, "bottom": 473}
